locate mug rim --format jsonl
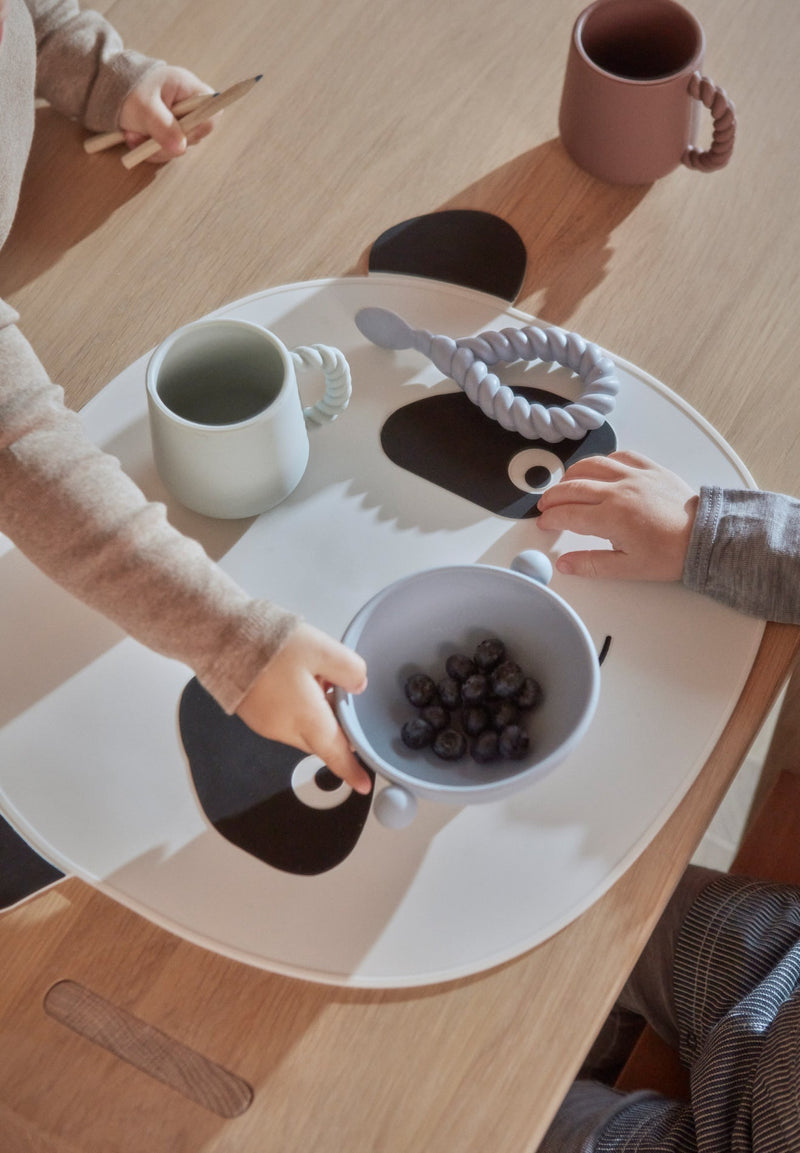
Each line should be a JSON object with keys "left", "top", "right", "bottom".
{"left": 145, "top": 317, "right": 296, "bottom": 431}
{"left": 574, "top": 0, "right": 705, "bottom": 84}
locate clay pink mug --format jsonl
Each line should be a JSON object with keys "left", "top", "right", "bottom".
{"left": 558, "top": 0, "right": 735, "bottom": 184}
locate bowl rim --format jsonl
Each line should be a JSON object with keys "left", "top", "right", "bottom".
{"left": 334, "top": 562, "right": 601, "bottom": 803}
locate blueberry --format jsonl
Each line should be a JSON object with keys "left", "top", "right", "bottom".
{"left": 445, "top": 653, "right": 476, "bottom": 683}
{"left": 498, "top": 724, "right": 530, "bottom": 760}
{"left": 437, "top": 676, "right": 462, "bottom": 710}
{"left": 420, "top": 704, "right": 450, "bottom": 732}
{"left": 404, "top": 672, "right": 437, "bottom": 708}
{"left": 461, "top": 673, "right": 489, "bottom": 705}
{"left": 488, "top": 698, "right": 520, "bottom": 730}
{"left": 463, "top": 705, "right": 490, "bottom": 736}
{"left": 398, "top": 637, "right": 536, "bottom": 766}
{"left": 401, "top": 717, "right": 435, "bottom": 749}
{"left": 473, "top": 637, "right": 506, "bottom": 672}
{"left": 433, "top": 728, "right": 467, "bottom": 761}
{"left": 490, "top": 661, "right": 525, "bottom": 699}
{"left": 516, "top": 676, "right": 543, "bottom": 710}
{"left": 472, "top": 729, "right": 500, "bottom": 763}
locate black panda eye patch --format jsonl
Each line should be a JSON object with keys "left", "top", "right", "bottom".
{"left": 380, "top": 388, "right": 616, "bottom": 520}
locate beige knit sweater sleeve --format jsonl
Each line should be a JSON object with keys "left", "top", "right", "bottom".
{"left": 0, "top": 313, "right": 301, "bottom": 714}
{"left": 28, "top": 0, "right": 161, "bottom": 130}
{"left": 1, "top": 2, "right": 300, "bottom": 712}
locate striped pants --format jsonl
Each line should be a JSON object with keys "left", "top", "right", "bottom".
{"left": 539, "top": 866, "right": 800, "bottom": 1152}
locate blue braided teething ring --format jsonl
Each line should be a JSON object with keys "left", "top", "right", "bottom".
{"left": 355, "top": 306, "right": 619, "bottom": 443}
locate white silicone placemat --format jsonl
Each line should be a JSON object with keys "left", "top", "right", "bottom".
{"left": 0, "top": 275, "right": 762, "bottom": 987}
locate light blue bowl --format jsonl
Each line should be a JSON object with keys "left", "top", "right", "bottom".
{"left": 335, "top": 551, "right": 600, "bottom": 827}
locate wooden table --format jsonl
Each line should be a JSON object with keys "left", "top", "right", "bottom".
{"left": 2, "top": 0, "right": 799, "bottom": 1148}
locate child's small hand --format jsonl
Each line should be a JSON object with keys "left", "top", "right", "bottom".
{"left": 536, "top": 450, "right": 699, "bottom": 581}
{"left": 118, "top": 65, "right": 216, "bottom": 163}
{"left": 235, "top": 622, "right": 372, "bottom": 795}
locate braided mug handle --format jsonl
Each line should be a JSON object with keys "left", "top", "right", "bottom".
{"left": 683, "top": 72, "right": 736, "bottom": 172}
{"left": 291, "top": 344, "right": 352, "bottom": 426}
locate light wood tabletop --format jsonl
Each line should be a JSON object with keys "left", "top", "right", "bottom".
{"left": 2, "top": 0, "right": 800, "bottom": 1149}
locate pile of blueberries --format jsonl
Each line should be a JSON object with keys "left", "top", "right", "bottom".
{"left": 399, "top": 636, "right": 543, "bottom": 764}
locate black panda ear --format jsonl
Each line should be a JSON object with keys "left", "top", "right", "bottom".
{"left": 368, "top": 210, "right": 527, "bottom": 304}
{"left": 0, "top": 815, "right": 63, "bottom": 908}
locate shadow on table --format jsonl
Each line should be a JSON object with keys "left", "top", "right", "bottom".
{"left": 353, "top": 137, "right": 650, "bottom": 325}
{"left": 104, "top": 786, "right": 462, "bottom": 991}
{"left": 0, "top": 107, "right": 155, "bottom": 297}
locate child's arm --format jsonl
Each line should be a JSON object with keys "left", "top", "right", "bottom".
{"left": 685, "top": 485, "right": 800, "bottom": 624}
{"left": 537, "top": 449, "right": 800, "bottom": 625}
{"left": 0, "top": 311, "right": 369, "bottom": 791}
{"left": 29, "top": 1, "right": 215, "bottom": 159}
{"left": 536, "top": 451, "right": 699, "bottom": 581}
{"left": 117, "top": 65, "right": 216, "bottom": 162}
{"left": 30, "top": 0, "right": 160, "bottom": 129}
{"left": 236, "top": 624, "right": 371, "bottom": 794}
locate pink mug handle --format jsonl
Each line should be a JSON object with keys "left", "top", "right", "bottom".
{"left": 683, "top": 71, "right": 736, "bottom": 172}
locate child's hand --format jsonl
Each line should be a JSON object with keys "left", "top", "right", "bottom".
{"left": 536, "top": 450, "right": 699, "bottom": 581}
{"left": 118, "top": 65, "right": 216, "bottom": 163}
{"left": 235, "top": 623, "right": 372, "bottom": 795}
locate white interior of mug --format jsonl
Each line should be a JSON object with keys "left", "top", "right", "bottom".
{"left": 578, "top": 0, "right": 703, "bottom": 81}
{"left": 152, "top": 321, "right": 287, "bottom": 428}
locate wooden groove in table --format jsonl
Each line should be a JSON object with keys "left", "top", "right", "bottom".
{"left": 43, "top": 980, "right": 253, "bottom": 1119}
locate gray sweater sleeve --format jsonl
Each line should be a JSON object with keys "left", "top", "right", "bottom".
{"left": 683, "top": 486, "right": 800, "bottom": 625}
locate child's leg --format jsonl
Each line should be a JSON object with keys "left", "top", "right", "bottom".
{"left": 580, "top": 865, "right": 721, "bottom": 1081}
{"left": 538, "top": 1082, "right": 692, "bottom": 1153}
{"left": 540, "top": 865, "right": 721, "bottom": 1153}
{"left": 615, "top": 865, "right": 721, "bottom": 1046}
{"left": 541, "top": 868, "right": 800, "bottom": 1151}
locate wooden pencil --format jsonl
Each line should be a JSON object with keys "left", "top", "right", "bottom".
{"left": 84, "top": 92, "right": 217, "bottom": 154}
{"left": 121, "top": 74, "right": 263, "bottom": 170}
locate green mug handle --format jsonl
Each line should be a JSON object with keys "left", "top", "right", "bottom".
{"left": 291, "top": 344, "right": 352, "bottom": 426}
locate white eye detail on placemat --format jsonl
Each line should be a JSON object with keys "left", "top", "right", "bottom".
{"left": 291, "top": 756, "right": 352, "bottom": 810}
{"left": 507, "top": 448, "right": 565, "bottom": 494}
